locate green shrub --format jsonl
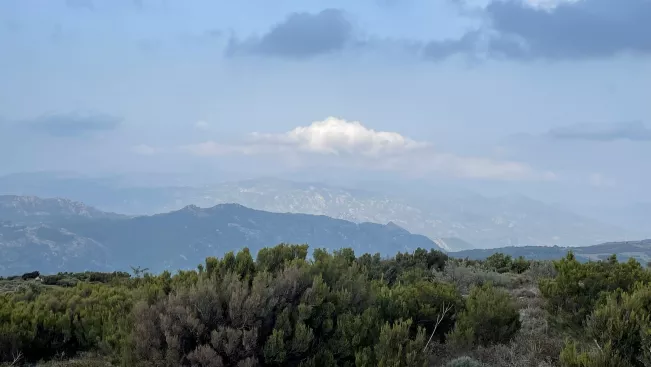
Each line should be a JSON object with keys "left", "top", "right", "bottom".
{"left": 448, "top": 283, "right": 521, "bottom": 348}
{"left": 578, "top": 283, "right": 651, "bottom": 366}
{"left": 539, "top": 252, "right": 651, "bottom": 329}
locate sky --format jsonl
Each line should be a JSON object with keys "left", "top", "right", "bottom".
{"left": 1, "top": 0, "right": 650, "bottom": 215}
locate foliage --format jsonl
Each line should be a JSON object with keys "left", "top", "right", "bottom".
{"left": 3, "top": 244, "right": 649, "bottom": 367}
{"left": 434, "top": 260, "right": 517, "bottom": 295}
{"left": 448, "top": 283, "right": 521, "bottom": 348}
{"left": 445, "top": 356, "right": 484, "bottom": 367}
{"left": 539, "top": 252, "right": 651, "bottom": 329}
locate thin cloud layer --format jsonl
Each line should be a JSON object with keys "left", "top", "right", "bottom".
{"left": 226, "top": 9, "right": 354, "bottom": 59}
{"left": 548, "top": 122, "right": 651, "bottom": 142}
{"left": 182, "top": 117, "right": 553, "bottom": 181}
{"left": 22, "top": 112, "right": 122, "bottom": 137}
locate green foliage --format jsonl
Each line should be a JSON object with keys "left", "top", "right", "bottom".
{"left": 559, "top": 340, "right": 629, "bottom": 367}
{"left": 0, "top": 282, "right": 133, "bottom": 363}
{"left": 484, "top": 253, "right": 531, "bottom": 274}
{"left": 539, "top": 252, "right": 651, "bottom": 329}
{"left": 448, "top": 283, "right": 521, "bottom": 348}
{"left": 375, "top": 319, "right": 427, "bottom": 367}
{"left": 9, "top": 245, "right": 641, "bottom": 367}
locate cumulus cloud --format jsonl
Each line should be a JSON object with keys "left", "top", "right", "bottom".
{"left": 182, "top": 117, "right": 553, "bottom": 181}
{"left": 22, "top": 111, "right": 122, "bottom": 137}
{"left": 226, "top": 9, "right": 354, "bottom": 59}
{"left": 547, "top": 122, "right": 651, "bottom": 142}
{"left": 250, "top": 117, "right": 428, "bottom": 157}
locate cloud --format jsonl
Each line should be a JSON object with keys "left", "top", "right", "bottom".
{"left": 486, "top": 0, "right": 651, "bottom": 59}
{"left": 131, "top": 144, "right": 158, "bottom": 156}
{"left": 547, "top": 122, "right": 651, "bottom": 142}
{"left": 250, "top": 117, "right": 429, "bottom": 157}
{"left": 226, "top": 9, "right": 354, "bottom": 59}
{"left": 423, "top": 0, "right": 651, "bottom": 61}
{"left": 23, "top": 111, "right": 122, "bottom": 137}
{"left": 182, "top": 117, "right": 553, "bottom": 181}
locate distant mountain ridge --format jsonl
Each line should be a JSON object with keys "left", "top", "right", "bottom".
{"left": 450, "top": 239, "right": 651, "bottom": 263}
{"left": 0, "top": 197, "right": 439, "bottom": 275}
{"left": 0, "top": 173, "right": 634, "bottom": 251}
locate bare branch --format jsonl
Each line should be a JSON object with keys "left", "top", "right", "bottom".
{"left": 594, "top": 339, "right": 603, "bottom": 353}
{"left": 10, "top": 350, "right": 23, "bottom": 366}
{"left": 423, "top": 302, "right": 454, "bottom": 352}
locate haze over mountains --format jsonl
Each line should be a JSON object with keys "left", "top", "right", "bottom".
{"left": 0, "top": 172, "right": 638, "bottom": 251}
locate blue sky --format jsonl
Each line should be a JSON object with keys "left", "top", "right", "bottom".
{"left": 1, "top": 0, "right": 650, "bottom": 213}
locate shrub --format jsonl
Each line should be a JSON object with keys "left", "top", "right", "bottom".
{"left": 448, "top": 283, "right": 521, "bottom": 348}
{"left": 445, "top": 356, "right": 484, "bottom": 367}
{"left": 434, "top": 261, "right": 515, "bottom": 295}
{"left": 577, "top": 283, "right": 651, "bottom": 366}
{"left": 539, "top": 252, "right": 651, "bottom": 329}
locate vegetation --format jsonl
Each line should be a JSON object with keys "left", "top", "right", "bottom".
{"left": 0, "top": 245, "right": 649, "bottom": 366}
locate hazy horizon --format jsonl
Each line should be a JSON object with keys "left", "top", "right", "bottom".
{"left": 1, "top": 0, "right": 650, "bottom": 241}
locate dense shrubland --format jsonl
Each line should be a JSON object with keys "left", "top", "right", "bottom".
{"left": 0, "top": 244, "right": 648, "bottom": 366}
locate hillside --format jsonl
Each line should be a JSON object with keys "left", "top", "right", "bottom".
{"left": 0, "top": 197, "right": 439, "bottom": 275}
{"left": 0, "top": 195, "right": 125, "bottom": 225}
{"left": 450, "top": 239, "right": 651, "bottom": 263}
{"left": 0, "top": 221, "right": 111, "bottom": 275}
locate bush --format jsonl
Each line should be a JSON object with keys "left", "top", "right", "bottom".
{"left": 448, "top": 283, "right": 521, "bottom": 348}
{"left": 445, "top": 356, "right": 484, "bottom": 367}
{"left": 434, "top": 261, "right": 516, "bottom": 295}
{"left": 539, "top": 252, "right": 651, "bottom": 329}
{"left": 577, "top": 283, "right": 651, "bottom": 366}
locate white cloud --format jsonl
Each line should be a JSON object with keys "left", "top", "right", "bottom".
{"left": 181, "top": 117, "right": 554, "bottom": 181}
{"left": 131, "top": 144, "right": 158, "bottom": 156}
{"left": 250, "top": 117, "right": 429, "bottom": 157}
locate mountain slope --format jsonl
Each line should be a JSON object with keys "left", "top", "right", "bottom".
{"left": 67, "top": 203, "right": 439, "bottom": 272}
{"left": 0, "top": 198, "right": 440, "bottom": 275}
{"left": 0, "top": 195, "right": 125, "bottom": 225}
{"left": 0, "top": 221, "right": 111, "bottom": 275}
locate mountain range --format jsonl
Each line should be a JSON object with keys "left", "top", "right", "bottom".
{"left": 0, "top": 195, "right": 437, "bottom": 275}
{"left": 0, "top": 173, "right": 636, "bottom": 251}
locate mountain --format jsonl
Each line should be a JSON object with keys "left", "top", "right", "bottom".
{"left": 450, "top": 239, "right": 651, "bottom": 263}
{"left": 0, "top": 195, "right": 125, "bottom": 225}
{"left": 155, "top": 178, "right": 628, "bottom": 250}
{"left": 0, "top": 197, "right": 439, "bottom": 275}
{"left": 0, "top": 173, "right": 633, "bottom": 251}
{"left": 0, "top": 221, "right": 111, "bottom": 275}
